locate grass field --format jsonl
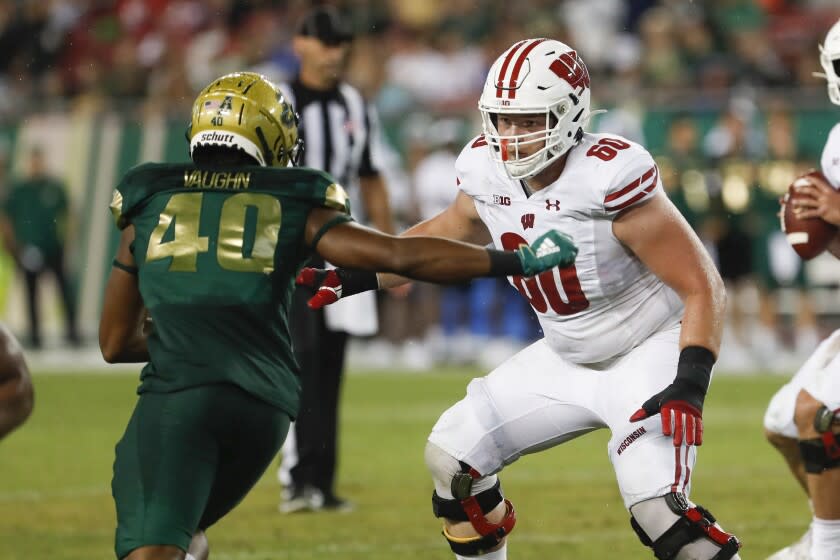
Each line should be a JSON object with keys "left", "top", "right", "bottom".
{"left": 0, "top": 369, "right": 810, "bottom": 559}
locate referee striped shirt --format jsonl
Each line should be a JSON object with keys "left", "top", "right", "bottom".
{"left": 280, "top": 79, "right": 382, "bottom": 223}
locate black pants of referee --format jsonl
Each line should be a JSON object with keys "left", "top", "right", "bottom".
{"left": 287, "top": 280, "right": 348, "bottom": 498}
{"left": 21, "top": 248, "right": 79, "bottom": 348}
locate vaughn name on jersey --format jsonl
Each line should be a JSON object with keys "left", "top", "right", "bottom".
{"left": 457, "top": 132, "right": 683, "bottom": 365}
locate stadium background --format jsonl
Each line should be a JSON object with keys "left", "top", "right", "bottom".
{"left": 1, "top": 0, "right": 840, "bottom": 370}
{"left": 2, "top": 1, "right": 840, "bottom": 558}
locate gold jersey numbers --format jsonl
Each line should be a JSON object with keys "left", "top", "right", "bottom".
{"left": 146, "top": 193, "right": 209, "bottom": 272}
{"left": 146, "top": 192, "right": 281, "bottom": 273}
{"left": 217, "top": 194, "right": 281, "bottom": 273}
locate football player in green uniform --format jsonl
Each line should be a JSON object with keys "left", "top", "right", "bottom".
{"left": 98, "top": 72, "right": 577, "bottom": 560}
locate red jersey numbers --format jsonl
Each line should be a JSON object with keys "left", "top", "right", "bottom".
{"left": 501, "top": 232, "right": 590, "bottom": 315}
{"left": 586, "top": 137, "right": 631, "bottom": 162}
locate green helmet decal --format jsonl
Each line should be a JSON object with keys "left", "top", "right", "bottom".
{"left": 188, "top": 72, "right": 303, "bottom": 167}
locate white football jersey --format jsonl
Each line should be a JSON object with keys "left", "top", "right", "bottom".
{"left": 821, "top": 122, "right": 840, "bottom": 189}
{"left": 456, "top": 132, "right": 683, "bottom": 364}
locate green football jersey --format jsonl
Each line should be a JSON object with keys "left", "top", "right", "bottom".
{"left": 110, "top": 163, "right": 352, "bottom": 416}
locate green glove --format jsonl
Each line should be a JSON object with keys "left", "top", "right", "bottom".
{"left": 515, "top": 230, "right": 578, "bottom": 277}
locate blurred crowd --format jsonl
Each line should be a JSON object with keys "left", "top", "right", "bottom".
{"left": 0, "top": 0, "right": 837, "bottom": 115}
{"left": 1, "top": 0, "right": 839, "bottom": 371}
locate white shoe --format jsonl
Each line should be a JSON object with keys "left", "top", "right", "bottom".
{"left": 278, "top": 485, "right": 323, "bottom": 514}
{"left": 766, "top": 527, "right": 812, "bottom": 559}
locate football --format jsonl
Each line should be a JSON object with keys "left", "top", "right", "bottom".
{"left": 781, "top": 170, "right": 839, "bottom": 260}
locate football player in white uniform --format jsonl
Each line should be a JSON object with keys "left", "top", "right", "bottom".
{"left": 298, "top": 39, "right": 741, "bottom": 559}
{"left": 763, "top": 19, "right": 840, "bottom": 560}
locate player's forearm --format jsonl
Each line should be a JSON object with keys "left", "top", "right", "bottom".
{"left": 99, "top": 323, "right": 149, "bottom": 363}
{"left": 678, "top": 288, "right": 725, "bottom": 357}
{"left": 374, "top": 221, "right": 437, "bottom": 288}
{"left": 375, "top": 212, "right": 483, "bottom": 289}
{"left": 99, "top": 281, "right": 150, "bottom": 363}
{"left": 382, "top": 237, "right": 518, "bottom": 284}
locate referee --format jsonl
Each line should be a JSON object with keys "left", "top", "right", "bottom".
{"left": 277, "top": 7, "right": 395, "bottom": 513}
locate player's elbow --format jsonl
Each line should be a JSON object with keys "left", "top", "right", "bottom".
{"left": 100, "top": 344, "right": 120, "bottom": 364}
{"left": 99, "top": 333, "right": 126, "bottom": 364}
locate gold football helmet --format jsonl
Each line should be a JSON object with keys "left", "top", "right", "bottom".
{"left": 188, "top": 72, "right": 302, "bottom": 167}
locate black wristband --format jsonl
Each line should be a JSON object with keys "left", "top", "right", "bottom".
{"left": 335, "top": 268, "right": 379, "bottom": 297}
{"left": 487, "top": 249, "right": 524, "bottom": 277}
{"left": 676, "top": 346, "right": 715, "bottom": 392}
{"left": 112, "top": 259, "right": 138, "bottom": 275}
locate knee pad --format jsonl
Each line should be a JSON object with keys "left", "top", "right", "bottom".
{"left": 799, "top": 405, "right": 840, "bottom": 474}
{"left": 630, "top": 493, "right": 741, "bottom": 560}
{"left": 427, "top": 450, "right": 515, "bottom": 556}
{"left": 799, "top": 434, "right": 840, "bottom": 474}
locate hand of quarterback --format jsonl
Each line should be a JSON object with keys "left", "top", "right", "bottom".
{"left": 630, "top": 380, "right": 705, "bottom": 446}
{"left": 516, "top": 230, "right": 578, "bottom": 277}
{"left": 789, "top": 178, "right": 840, "bottom": 226}
{"left": 296, "top": 268, "right": 341, "bottom": 309}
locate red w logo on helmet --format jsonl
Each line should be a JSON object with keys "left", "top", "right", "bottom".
{"left": 549, "top": 51, "right": 590, "bottom": 90}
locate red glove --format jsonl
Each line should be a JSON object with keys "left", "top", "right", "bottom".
{"left": 630, "top": 380, "right": 705, "bottom": 447}
{"left": 295, "top": 267, "right": 379, "bottom": 309}
{"left": 630, "top": 347, "right": 714, "bottom": 447}
{"left": 296, "top": 268, "right": 341, "bottom": 309}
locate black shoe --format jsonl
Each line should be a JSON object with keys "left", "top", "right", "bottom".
{"left": 321, "top": 493, "right": 354, "bottom": 513}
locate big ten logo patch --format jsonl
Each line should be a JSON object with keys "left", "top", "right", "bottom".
{"left": 521, "top": 213, "right": 535, "bottom": 230}
{"left": 493, "top": 194, "right": 511, "bottom": 206}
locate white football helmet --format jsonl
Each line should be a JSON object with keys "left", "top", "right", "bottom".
{"left": 479, "top": 38, "right": 593, "bottom": 179}
{"left": 818, "top": 19, "right": 840, "bottom": 105}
